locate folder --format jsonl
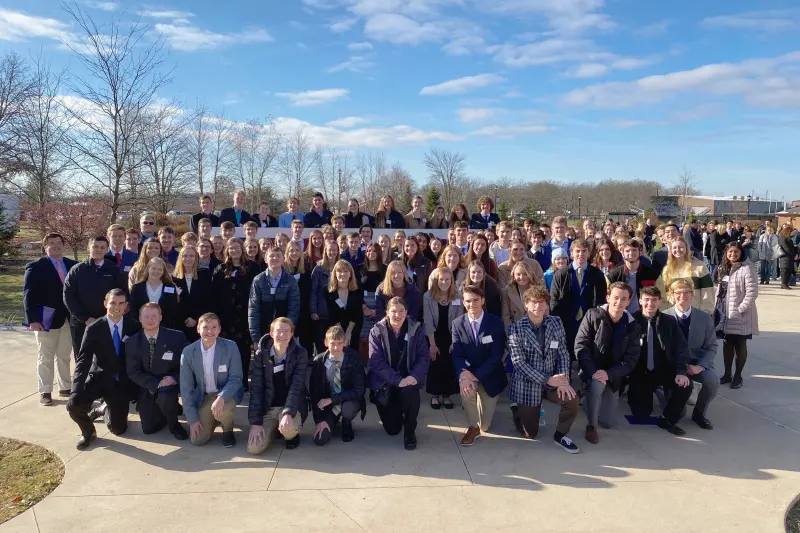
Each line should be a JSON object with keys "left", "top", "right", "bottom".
{"left": 40, "top": 305, "right": 56, "bottom": 332}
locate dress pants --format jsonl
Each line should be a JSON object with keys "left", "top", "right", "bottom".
{"left": 137, "top": 385, "right": 180, "bottom": 434}
{"left": 515, "top": 388, "right": 579, "bottom": 439}
{"left": 34, "top": 324, "right": 73, "bottom": 393}
{"left": 628, "top": 369, "right": 692, "bottom": 425}
{"left": 690, "top": 368, "right": 719, "bottom": 418}
{"left": 462, "top": 383, "right": 499, "bottom": 432}
{"left": 313, "top": 400, "right": 361, "bottom": 446}
{"left": 584, "top": 379, "right": 619, "bottom": 429}
{"left": 67, "top": 373, "right": 129, "bottom": 438}
{"left": 69, "top": 321, "right": 87, "bottom": 362}
{"left": 190, "top": 393, "right": 237, "bottom": 446}
{"left": 247, "top": 406, "right": 302, "bottom": 454}
{"left": 375, "top": 386, "right": 420, "bottom": 437}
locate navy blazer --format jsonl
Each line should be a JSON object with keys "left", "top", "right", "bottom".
{"left": 451, "top": 313, "right": 508, "bottom": 398}
{"left": 127, "top": 281, "right": 179, "bottom": 329}
{"left": 72, "top": 316, "right": 141, "bottom": 395}
{"left": 218, "top": 207, "right": 251, "bottom": 227}
{"left": 469, "top": 212, "right": 501, "bottom": 230}
{"left": 105, "top": 249, "right": 138, "bottom": 271}
{"left": 23, "top": 256, "right": 78, "bottom": 330}
{"left": 125, "top": 327, "right": 186, "bottom": 393}
{"left": 251, "top": 214, "right": 278, "bottom": 228}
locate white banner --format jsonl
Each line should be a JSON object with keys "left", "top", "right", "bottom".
{"left": 210, "top": 228, "right": 451, "bottom": 239}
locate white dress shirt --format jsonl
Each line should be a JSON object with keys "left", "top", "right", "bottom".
{"left": 467, "top": 312, "right": 484, "bottom": 342}
{"left": 107, "top": 316, "right": 123, "bottom": 338}
{"left": 145, "top": 282, "right": 163, "bottom": 303}
{"left": 676, "top": 306, "right": 692, "bottom": 320}
{"left": 184, "top": 275, "right": 193, "bottom": 293}
{"left": 201, "top": 341, "right": 218, "bottom": 393}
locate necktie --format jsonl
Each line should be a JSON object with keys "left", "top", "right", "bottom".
{"left": 647, "top": 321, "right": 655, "bottom": 371}
{"left": 148, "top": 337, "right": 156, "bottom": 371}
{"left": 115, "top": 252, "right": 121, "bottom": 268}
{"left": 471, "top": 320, "right": 479, "bottom": 343}
{"left": 576, "top": 266, "right": 584, "bottom": 286}
{"left": 575, "top": 267, "right": 584, "bottom": 321}
{"left": 55, "top": 260, "right": 66, "bottom": 283}
{"left": 332, "top": 359, "right": 342, "bottom": 416}
{"left": 113, "top": 324, "right": 121, "bottom": 356}
{"left": 484, "top": 215, "right": 489, "bottom": 222}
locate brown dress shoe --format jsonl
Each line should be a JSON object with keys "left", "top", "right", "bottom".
{"left": 461, "top": 426, "right": 481, "bottom": 446}
{"left": 585, "top": 425, "right": 599, "bottom": 444}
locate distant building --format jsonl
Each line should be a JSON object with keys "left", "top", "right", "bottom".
{"left": 677, "top": 195, "right": 785, "bottom": 218}
{"left": 776, "top": 202, "right": 800, "bottom": 231}
{"left": 0, "top": 194, "right": 20, "bottom": 228}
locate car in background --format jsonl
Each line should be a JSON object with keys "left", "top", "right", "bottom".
{"left": 167, "top": 210, "right": 193, "bottom": 216}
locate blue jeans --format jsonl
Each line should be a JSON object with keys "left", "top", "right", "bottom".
{"left": 758, "top": 260, "right": 775, "bottom": 282}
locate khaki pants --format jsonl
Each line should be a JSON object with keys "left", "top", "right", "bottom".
{"left": 190, "top": 394, "right": 237, "bottom": 446}
{"left": 35, "top": 324, "right": 73, "bottom": 393}
{"left": 462, "top": 383, "right": 499, "bottom": 432}
{"left": 247, "top": 406, "right": 302, "bottom": 455}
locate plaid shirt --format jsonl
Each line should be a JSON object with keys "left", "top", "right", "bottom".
{"left": 507, "top": 315, "right": 570, "bottom": 406}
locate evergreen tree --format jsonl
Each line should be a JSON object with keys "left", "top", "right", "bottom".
{"left": 397, "top": 182, "right": 414, "bottom": 215}
{"left": 497, "top": 200, "right": 511, "bottom": 221}
{"left": 424, "top": 186, "right": 442, "bottom": 219}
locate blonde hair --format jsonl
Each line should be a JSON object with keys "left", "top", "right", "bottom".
{"left": 437, "top": 244, "right": 463, "bottom": 270}
{"left": 320, "top": 241, "right": 340, "bottom": 272}
{"left": 328, "top": 260, "right": 357, "bottom": 292}
{"left": 381, "top": 260, "right": 410, "bottom": 295}
{"left": 428, "top": 267, "right": 456, "bottom": 302}
{"left": 144, "top": 257, "right": 175, "bottom": 287}
{"left": 130, "top": 240, "right": 163, "bottom": 285}
{"left": 174, "top": 245, "right": 198, "bottom": 279}
{"left": 509, "top": 260, "right": 536, "bottom": 290}
{"left": 661, "top": 237, "right": 691, "bottom": 292}
{"left": 284, "top": 240, "right": 305, "bottom": 274}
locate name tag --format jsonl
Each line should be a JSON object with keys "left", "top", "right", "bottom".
{"left": 404, "top": 333, "right": 409, "bottom": 341}
{"left": 422, "top": 218, "right": 427, "bottom": 225}
{"left": 270, "top": 288, "right": 276, "bottom": 295}
{"left": 231, "top": 270, "right": 237, "bottom": 277}
{"left": 324, "top": 359, "right": 332, "bottom": 369}
{"left": 218, "top": 365, "right": 227, "bottom": 372}
{"left": 453, "top": 298, "right": 461, "bottom": 305}
{"left": 549, "top": 341, "right": 559, "bottom": 349}
{"left": 164, "top": 286, "right": 175, "bottom": 294}
{"left": 364, "top": 290, "right": 373, "bottom": 297}
{"left": 294, "top": 274, "right": 300, "bottom": 280}
{"left": 640, "top": 338, "right": 644, "bottom": 346}
{"left": 162, "top": 351, "right": 173, "bottom": 361}
{"left": 481, "top": 335, "right": 493, "bottom": 344}
{"left": 336, "top": 298, "right": 345, "bottom": 308}
{"left": 489, "top": 222, "right": 495, "bottom": 228}
{"left": 386, "top": 220, "right": 392, "bottom": 226}
{"left": 122, "top": 335, "right": 129, "bottom": 342}
{"left": 274, "top": 364, "right": 284, "bottom": 373}
{"left": 176, "top": 287, "right": 183, "bottom": 295}
{"left": 123, "top": 265, "right": 132, "bottom": 272}
{"left": 722, "top": 275, "right": 730, "bottom": 282}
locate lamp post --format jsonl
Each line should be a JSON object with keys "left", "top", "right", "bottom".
{"left": 578, "top": 195, "right": 582, "bottom": 219}
{"left": 494, "top": 185, "right": 498, "bottom": 213}
{"left": 746, "top": 194, "right": 752, "bottom": 217}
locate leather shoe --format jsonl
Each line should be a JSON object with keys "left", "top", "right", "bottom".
{"left": 170, "top": 424, "right": 188, "bottom": 441}
{"left": 731, "top": 375, "right": 743, "bottom": 389}
{"left": 657, "top": 417, "right": 686, "bottom": 436}
{"left": 461, "top": 426, "right": 481, "bottom": 446}
{"left": 285, "top": 435, "right": 300, "bottom": 450}
{"left": 76, "top": 432, "right": 97, "bottom": 450}
{"left": 58, "top": 389, "right": 71, "bottom": 398}
{"left": 222, "top": 431, "right": 236, "bottom": 448}
{"left": 585, "top": 425, "right": 599, "bottom": 444}
{"left": 404, "top": 433, "right": 417, "bottom": 450}
{"left": 691, "top": 412, "right": 714, "bottom": 430}
{"left": 719, "top": 374, "right": 732, "bottom": 385}
{"left": 341, "top": 420, "right": 355, "bottom": 443}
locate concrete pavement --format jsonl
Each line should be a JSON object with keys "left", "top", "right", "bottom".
{"left": 1, "top": 285, "right": 799, "bottom": 532}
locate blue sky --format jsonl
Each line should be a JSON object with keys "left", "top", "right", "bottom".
{"left": 1, "top": 0, "right": 799, "bottom": 200}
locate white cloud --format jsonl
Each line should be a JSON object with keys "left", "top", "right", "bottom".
{"left": 470, "top": 124, "right": 552, "bottom": 138}
{"left": 475, "top": 0, "right": 614, "bottom": 33}
{"left": 348, "top": 41, "right": 373, "bottom": 51}
{"left": 326, "top": 116, "right": 370, "bottom": 127}
{"left": 457, "top": 108, "right": 497, "bottom": 123}
{"left": 490, "top": 38, "right": 599, "bottom": 68}
{"left": 672, "top": 103, "right": 724, "bottom": 122}
{"left": 139, "top": 9, "right": 196, "bottom": 19}
{"left": 564, "top": 56, "right": 657, "bottom": 78}
{"left": 330, "top": 17, "right": 359, "bottom": 32}
{"left": 563, "top": 52, "right": 800, "bottom": 109}
{"left": 85, "top": 1, "right": 118, "bottom": 11}
{"left": 633, "top": 20, "right": 671, "bottom": 38}
{"left": 326, "top": 55, "right": 375, "bottom": 73}
{"left": 702, "top": 10, "right": 800, "bottom": 32}
{"left": 611, "top": 120, "right": 660, "bottom": 128}
{"left": 0, "top": 8, "right": 74, "bottom": 43}
{"left": 364, "top": 13, "right": 445, "bottom": 45}
{"left": 566, "top": 63, "right": 609, "bottom": 78}
{"left": 155, "top": 23, "right": 273, "bottom": 52}
{"left": 275, "top": 116, "right": 463, "bottom": 147}
{"left": 420, "top": 73, "right": 505, "bottom": 95}
{"left": 276, "top": 88, "right": 350, "bottom": 107}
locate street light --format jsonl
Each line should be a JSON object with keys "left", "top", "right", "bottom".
{"left": 494, "top": 185, "right": 498, "bottom": 212}
{"left": 746, "top": 194, "right": 752, "bottom": 217}
{"left": 578, "top": 195, "right": 582, "bottom": 219}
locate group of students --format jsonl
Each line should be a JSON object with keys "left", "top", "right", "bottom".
{"left": 22, "top": 190, "right": 771, "bottom": 455}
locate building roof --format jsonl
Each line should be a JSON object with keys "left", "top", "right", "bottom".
{"left": 690, "top": 206, "right": 712, "bottom": 216}
{"left": 685, "top": 195, "right": 774, "bottom": 202}
{"left": 776, "top": 206, "right": 800, "bottom": 215}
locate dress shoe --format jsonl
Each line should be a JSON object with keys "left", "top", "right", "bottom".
{"left": 430, "top": 396, "right": 441, "bottom": 410}
{"left": 170, "top": 424, "right": 188, "bottom": 441}
{"left": 341, "top": 420, "right": 355, "bottom": 442}
{"left": 585, "top": 425, "right": 599, "bottom": 444}
{"left": 442, "top": 396, "right": 454, "bottom": 409}
{"left": 285, "top": 435, "right": 300, "bottom": 449}
{"left": 222, "top": 431, "right": 236, "bottom": 448}
{"left": 691, "top": 412, "right": 714, "bottom": 430}
{"left": 657, "top": 417, "right": 686, "bottom": 436}
{"left": 76, "top": 432, "right": 97, "bottom": 450}
{"left": 719, "top": 374, "right": 732, "bottom": 385}
{"left": 461, "top": 426, "right": 481, "bottom": 446}
{"left": 58, "top": 389, "right": 71, "bottom": 398}
{"left": 731, "top": 375, "right": 743, "bottom": 389}
{"left": 404, "top": 433, "right": 417, "bottom": 450}
{"left": 40, "top": 393, "right": 52, "bottom": 406}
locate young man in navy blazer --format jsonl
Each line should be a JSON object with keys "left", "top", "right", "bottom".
{"left": 24, "top": 232, "right": 78, "bottom": 405}
{"left": 106, "top": 224, "right": 138, "bottom": 272}
{"left": 218, "top": 189, "right": 251, "bottom": 227}
{"left": 451, "top": 285, "right": 507, "bottom": 446}
{"left": 67, "top": 289, "right": 141, "bottom": 450}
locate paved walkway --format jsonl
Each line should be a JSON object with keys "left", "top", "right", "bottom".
{"left": 1, "top": 286, "right": 799, "bottom": 533}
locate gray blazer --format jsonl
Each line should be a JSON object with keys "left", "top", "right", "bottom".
{"left": 422, "top": 291, "right": 464, "bottom": 339}
{"left": 664, "top": 306, "right": 718, "bottom": 370}
{"left": 179, "top": 338, "right": 244, "bottom": 425}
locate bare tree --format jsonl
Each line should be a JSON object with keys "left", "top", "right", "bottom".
{"left": 61, "top": 3, "right": 172, "bottom": 221}
{"left": 0, "top": 52, "right": 35, "bottom": 183}
{"left": 11, "top": 56, "right": 72, "bottom": 225}
{"left": 138, "top": 103, "right": 191, "bottom": 214}
{"left": 315, "top": 147, "right": 355, "bottom": 213}
{"left": 188, "top": 101, "right": 208, "bottom": 195}
{"left": 424, "top": 148, "right": 466, "bottom": 210}
{"left": 378, "top": 162, "right": 414, "bottom": 212}
{"left": 673, "top": 166, "right": 698, "bottom": 223}
{"left": 280, "top": 129, "right": 315, "bottom": 199}
{"left": 354, "top": 151, "right": 386, "bottom": 212}
{"left": 206, "top": 111, "right": 234, "bottom": 206}
{"left": 231, "top": 118, "right": 280, "bottom": 210}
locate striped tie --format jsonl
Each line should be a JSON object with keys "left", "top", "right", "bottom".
{"left": 148, "top": 337, "right": 156, "bottom": 371}
{"left": 575, "top": 267, "right": 584, "bottom": 321}
{"left": 332, "top": 359, "right": 342, "bottom": 416}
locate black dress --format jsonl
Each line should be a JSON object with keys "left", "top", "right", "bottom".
{"left": 293, "top": 261, "right": 313, "bottom": 357}
{"left": 212, "top": 261, "right": 258, "bottom": 388}
{"left": 426, "top": 302, "right": 459, "bottom": 396}
{"left": 359, "top": 266, "right": 386, "bottom": 339}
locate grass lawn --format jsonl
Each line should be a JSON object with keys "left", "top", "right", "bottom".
{"left": 0, "top": 263, "right": 24, "bottom": 325}
{"left": 0, "top": 437, "right": 64, "bottom": 524}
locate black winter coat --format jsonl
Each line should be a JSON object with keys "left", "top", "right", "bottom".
{"left": 248, "top": 337, "right": 309, "bottom": 424}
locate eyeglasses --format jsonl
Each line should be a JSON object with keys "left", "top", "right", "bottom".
{"left": 142, "top": 221, "right": 155, "bottom": 225}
